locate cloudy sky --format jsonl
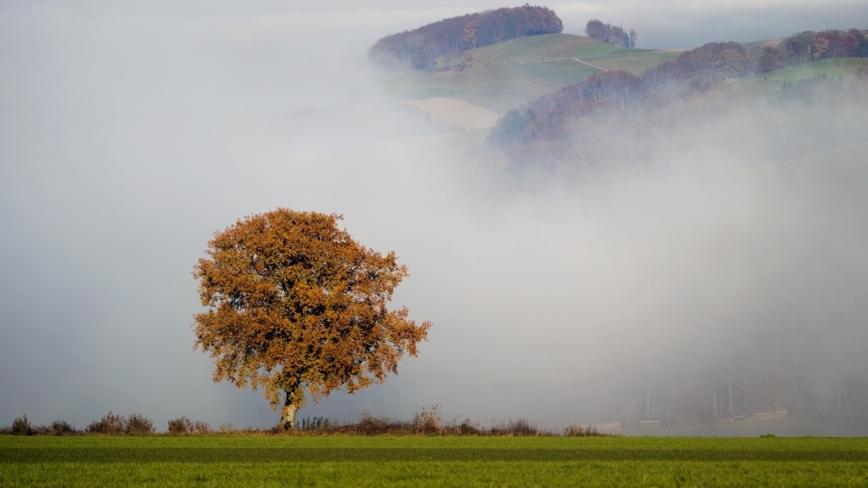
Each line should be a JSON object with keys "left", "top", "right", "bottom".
{"left": 1, "top": 1, "right": 867, "bottom": 430}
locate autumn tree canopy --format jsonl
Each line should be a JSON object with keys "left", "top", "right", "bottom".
{"left": 488, "top": 41, "right": 751, "bottom": 155}
{"left": 758, "top": 29, "right": 868, "bottom": 74}
{"left": 192, "top": 209, "right": 431, "bottom": 429}
{"left": 585, "top": 19, "right": 636, "bottom": 48}
{"left": 369, "top": 6, "right": 563, "bottom": 70}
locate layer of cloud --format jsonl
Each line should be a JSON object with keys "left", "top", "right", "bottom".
{"left": 1, "top": 1, "right": 866, "bottom": 432}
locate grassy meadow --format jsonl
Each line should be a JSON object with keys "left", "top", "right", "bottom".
{"left": 468, "top": 33, "right": 597, "bottom": 62}
{"left": 766, "top": 57, "right": 868, "bottom": 83}
{"left": 380, "top": 34, "right": 681, "bottom": 114}
{"left": 3, "top": 436, "right": 868, "bottom": 487}
{"left": 589, "top": 50, "right": 681, "bottom": 74}
{"left": 380, "top": 60, "right": 599, "bottom": 114}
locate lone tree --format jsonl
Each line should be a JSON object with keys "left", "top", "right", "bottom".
{"left": 193, "top": 209, "right": 431, "bottom": 429}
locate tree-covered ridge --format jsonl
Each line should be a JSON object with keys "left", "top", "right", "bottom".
{"left": 368, "top": 5, "right": 563, "bottom": 70}
{"left": 758, "top": 29, "right": 868, "bottom": 73}
{"left": 488, "top": 41, "right": 751, "bottom": 150}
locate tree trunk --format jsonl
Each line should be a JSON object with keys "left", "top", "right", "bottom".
{"left": 280, "top": 404, "right": 298, "bottom": 430}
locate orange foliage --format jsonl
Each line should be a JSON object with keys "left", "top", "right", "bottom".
{"left": 192, "top": 209, "right": 431, "bottom": 416}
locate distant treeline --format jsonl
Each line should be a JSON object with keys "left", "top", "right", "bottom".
{"left": 759, "top": 29, "right": 868, "bottom": 73}
{"left": 368, "top": 5, "right": 563, "bottom": 70}
{"left": 585, "top": 19, "right": 637, "bottom": 48}
{"left": 489, "top": 41, "right": 751, "bottom": 149}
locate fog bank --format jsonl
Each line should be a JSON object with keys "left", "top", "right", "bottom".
{"left": 1, "top": 3, "right": 866, "bottom": 434}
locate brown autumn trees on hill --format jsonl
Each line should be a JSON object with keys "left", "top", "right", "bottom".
{"left": 369, "top": 5, "right": 563, "bottom": 70}
{"left": 192, "top": 209, "right": 431, "bottom": 429}
{"left": 758, "top": 29, "right": 868, "bottom": 73}
{"left": 488, "top": 41, "right": 751, "bottom": 153}
{"left": 488, "top": 70, "right": 646, "bottom": 149}
{"left": 585, "top": 19, "right": 637, "bottom": 48}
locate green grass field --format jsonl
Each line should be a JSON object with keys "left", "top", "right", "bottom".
{"left": 3, "top": 436, "right": 868, "bottom": 487}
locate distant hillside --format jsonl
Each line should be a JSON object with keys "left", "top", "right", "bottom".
{"left": 484, "top": 34, "right": 868, "bottom": 167}
{"left": 379, "top": 33, "right": 679, "bottom": 114}
{"left": 487, "top": 41, "right": 752, "bottom": 154}
{"left": 368, "top": 6, "right": 563, "bottom": 71}
{"left": 757, "top": 29, "right": 868, "bottom": 73}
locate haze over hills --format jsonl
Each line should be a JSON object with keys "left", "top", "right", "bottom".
{"left": 356, "top": 9, "right": 868, "bottom": 435}
{"left": 369, "top": 5, "right": 563, "bottom": 71}
{"left": 377, "top": 33, "right": 680, "bottom": 123}
{"left": 369, "top": 19, "right": 867, "bottom": 147}
{"left": 2, "top": 2, "right": 867, "bottom": 437}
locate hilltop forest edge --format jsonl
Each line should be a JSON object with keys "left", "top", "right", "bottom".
{"left": 369, "top": 7, "right": 639, "bottom": 71}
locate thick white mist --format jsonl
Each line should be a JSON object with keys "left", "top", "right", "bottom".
{"left": 1, "top": 3, "right": 866, "bottom": 434}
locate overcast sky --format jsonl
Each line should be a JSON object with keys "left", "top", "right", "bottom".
{"left": 1, "top": 1, "right": 867, "bottom": 430}
{"left": 2, "top": 0, "right": 867, "bottom": 49}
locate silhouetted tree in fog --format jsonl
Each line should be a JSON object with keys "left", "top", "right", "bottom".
{"left": 585, "top": 19, "right": 635, "bottom": 48}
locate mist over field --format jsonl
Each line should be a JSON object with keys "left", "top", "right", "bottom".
{"left": 1, "top": 2, "right": 867, "bottom": 435}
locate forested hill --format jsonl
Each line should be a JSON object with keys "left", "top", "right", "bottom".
{"left": 488, "top": 41, "right": 753, "bottom": 152}
{"left": 488, "top": 28, "right": 868, "bottom": 158}
{"left": 369, "top": 6, "right": 563, "bottom": 70}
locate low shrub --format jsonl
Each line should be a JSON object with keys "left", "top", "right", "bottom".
{"left": 167, "top": 416, "right": 210, "bottom": 435}
{"left": 125, "top": 414, "right": 154, "bottom": 435}
{"left": 453, "top": 418, "right": 483, "bottom": 435}
{"left": 167, "top": 416, "right": 194, "bottom": 434}
{"left": 563, "top": 424, "right": 604, "bottom": 437}
{"left": 87, "top": 411, "right": 125, "bottom": 435}
{"left": 86, "top": 411, "right": 154, "bottom": 435}
{"left": 68, "top": 408, "right": 614, "bottom": 437}
{"left": 413, "top": 405, "right": 443, "bottom": 435}
{"left": 490, "top": 418, "right": 542, "bottom": 436}
{"left": 12, "top": 415, "right": 31, "bottom": 436}
{"left": 277, "top": 407, "right": 545, "bottom": 436}
{"left": 350, "top": 413, "right": 412, "bottom": 435}
{"left": 49, "top": 419, "right": 77, "bottom": 436}
{"left": 193, "top": 420, "right": 211, "bottom": 434}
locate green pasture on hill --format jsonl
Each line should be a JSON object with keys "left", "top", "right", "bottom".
{"left": 381, "top": 59, "right": 599, "bottom": 113}
{"left": 588, "top": 51, "right": 681, "bottom": 74}
{"left": 381, "top": 34, "right": 678, "bottom": 113}
{"left": 468, "top": 33, "right": 598, "bottom": 63}
{"left": 3, "top": 436, "right": 868, "bottom": 487}
{"left": 569, "top": 43, "right": 624, "bottom": 58}
{"left": 732, "top": 57, "right": 868, "bottom": 97}
{"left": 766, "top": 57, "right": 868, "bottom": 83}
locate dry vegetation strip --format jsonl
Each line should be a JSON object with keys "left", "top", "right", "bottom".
{"left": 406, "top": 98, "right": 500, "bottom": 128}
{"left": 3, "top": 446, "right": 868, "bottom": 463}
